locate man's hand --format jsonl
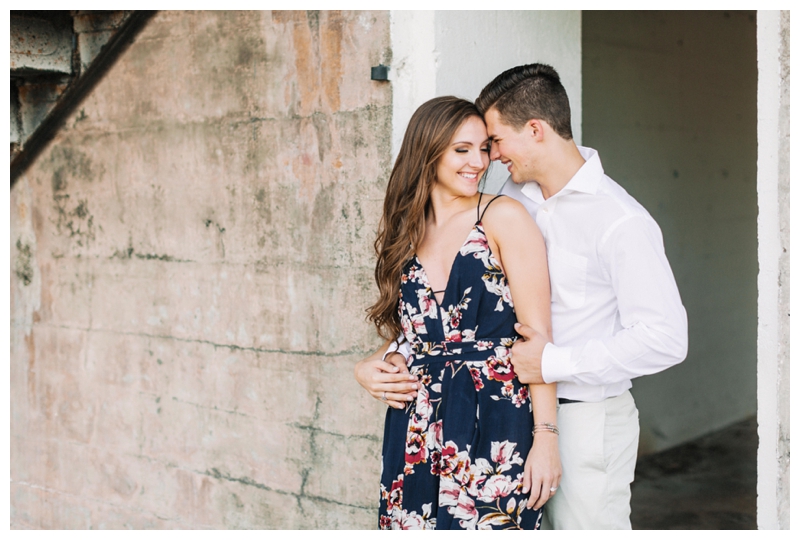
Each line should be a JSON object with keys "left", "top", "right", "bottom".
{"left": 511, "top": 323, "right": 548, "bottom": 385}
{"left": 355, "top": 352, "right": 419, "bottom": 409}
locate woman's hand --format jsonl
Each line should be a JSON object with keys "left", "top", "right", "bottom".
{"left": 354, "top": 352, "right": 419, "bottom": 409}
{"left": 522, "top": 432, "right": 562, "bottom": 510}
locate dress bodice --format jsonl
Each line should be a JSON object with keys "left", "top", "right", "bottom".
{"left": 398, "top": 221, "right": 518, "bottom": 362}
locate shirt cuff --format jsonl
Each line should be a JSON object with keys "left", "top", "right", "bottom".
{"left": 382, "top": 340, "right": 412, "bottom": 362}
{"left": 382, "top": 341, "right": 399, "bottom": 362}
{"left": 541, "top": 342, "right": 573, "bottom": 384}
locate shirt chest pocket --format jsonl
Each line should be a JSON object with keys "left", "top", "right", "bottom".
{"left": 547, "top": 245, "right": 588, "bottom": 309}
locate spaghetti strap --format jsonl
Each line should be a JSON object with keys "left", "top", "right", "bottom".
{"left": 477, "top": 194, "right": 505, "bottom": 223}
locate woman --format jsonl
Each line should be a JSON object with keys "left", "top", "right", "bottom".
{"left": 364, "top": 96, "right": 560, "bottom": 530}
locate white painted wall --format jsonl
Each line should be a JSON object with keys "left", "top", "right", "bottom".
{"left": 390, "top": 10, "right": 582, "bottom": 194}
{"left": 434, "top": 10, "right": 581, "bottom": 143}
{"left": 389, "top": 11, "right": 437, "bottom": 161}
{"left": 756, "top": 9, "right": 790, "bottom": 531}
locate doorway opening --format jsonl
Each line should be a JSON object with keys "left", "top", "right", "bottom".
{"left": 582, "top": 10, "right": 758, "bottom": 529}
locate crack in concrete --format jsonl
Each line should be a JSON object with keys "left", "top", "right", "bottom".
{"left": 110, "top": 245, "right": 193, "bottom": 263}
{"left": 296, "top": 396, "right": 323, "bottom": 507}
{"left": 200, "top": 467, "right": 372, "bottom": 511}
{"left": 130, "top": 454, "right": 373, "bottom": 511}
{"left": 134, "top": 252, "right": 192, "bottom": 262}
{"left": 54, "top": 249, "right": 375, "bottom": 271}
{"left": 289, "top": 422, "right": 381, "bottom": 443}
{"left": 21, "top": 322, "right": 374, "bottom": 358}
{"left": 11, "top": 479, "right": 184, "bottom": 524}
{"left": 170, "top": 396, "right": 260, "bottom": 419}
{"left": 70, "top": 103, "right": 391, "bottom": 139}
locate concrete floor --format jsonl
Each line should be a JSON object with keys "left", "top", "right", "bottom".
{"left": 631, "top": 416, "right": 757, "bottom": 529}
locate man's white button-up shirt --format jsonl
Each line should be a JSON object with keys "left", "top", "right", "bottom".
{"left": 500, "top": 146, "right": 688, "bottom": 402}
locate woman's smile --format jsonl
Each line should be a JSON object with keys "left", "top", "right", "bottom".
{"left": 434, "top": 115, "right": 490, "bottom": 196}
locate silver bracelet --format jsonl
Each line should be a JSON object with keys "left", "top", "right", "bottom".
{"left": 533, "top": 422, "right": 559, "bottom": 435}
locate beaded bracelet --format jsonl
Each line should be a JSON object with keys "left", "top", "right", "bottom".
{"left": 533, "top": 422, "right": 560, "bottom": 435}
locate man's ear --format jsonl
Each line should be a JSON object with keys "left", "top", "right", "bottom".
{"left": 529, "top": 119, "right": 545, "bottom": 141}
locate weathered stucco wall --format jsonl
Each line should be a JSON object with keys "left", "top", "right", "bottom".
{"left": 11, "top": 10, "right": 392, "bottom": 529}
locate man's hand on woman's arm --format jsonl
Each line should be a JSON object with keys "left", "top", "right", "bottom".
{"left": 355, "top": 345, "right": 419, "bottom": 410}
{"left": 510, "top": 322, "right": 549, "bottom": 385}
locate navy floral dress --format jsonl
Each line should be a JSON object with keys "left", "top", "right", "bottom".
{"left": 379, "top": 195, "right": 542, "bottom": 530}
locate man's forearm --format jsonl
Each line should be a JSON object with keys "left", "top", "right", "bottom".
{"left": 541, "top": 320, "right": 687, "bottom": 386}
{"left": 542, "top": 217, "right": 688, "bottom": 386}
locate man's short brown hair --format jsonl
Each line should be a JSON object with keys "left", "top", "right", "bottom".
{"left": 476, "top": 63, "right": 573, "bottom": 140}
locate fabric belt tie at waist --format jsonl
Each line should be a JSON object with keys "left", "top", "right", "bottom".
{"left": 409, "top": 337, "right": 517, "bottom": 365}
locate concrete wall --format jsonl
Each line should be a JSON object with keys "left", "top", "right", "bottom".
{"left": 10, "top": 10, "right": 393, "bottom": 529}
{"left": 583, "top": 11, "right": 758, "bottom": 453}
{"left": 756, "top": 10, "right": 790, "bottom": 531}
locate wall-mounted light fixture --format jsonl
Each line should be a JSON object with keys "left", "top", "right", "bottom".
{"left": 371, "top": 65, "right": 389, "bottom": 81}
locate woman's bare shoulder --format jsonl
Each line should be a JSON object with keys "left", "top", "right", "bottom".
{"left": 481, "top": 195, "right": 537, "bottom": 228}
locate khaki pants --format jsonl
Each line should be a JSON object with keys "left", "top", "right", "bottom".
{"left": 542, "top": 390, "right": 640, "bottom": 530}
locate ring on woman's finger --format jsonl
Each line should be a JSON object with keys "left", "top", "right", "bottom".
{"left": 381, "top": 391, "right": 388, "bottom": 402}
{"left": 550, "top": 487, "right": 558, "bottom": 492}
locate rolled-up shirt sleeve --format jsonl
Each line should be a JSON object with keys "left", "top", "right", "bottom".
{"left": 542, "top": 215, "right": 688, "bottom": 386}
{"left": 383, "top": 338, "right": 412, "bottom": 362}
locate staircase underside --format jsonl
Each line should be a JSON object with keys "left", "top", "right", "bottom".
{"left": 10, "top": 10, "right": 155, "bottom": 186}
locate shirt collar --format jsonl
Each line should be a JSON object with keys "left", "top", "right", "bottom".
{"left": 520, "top": 145, "right": 605, "bottom": 202}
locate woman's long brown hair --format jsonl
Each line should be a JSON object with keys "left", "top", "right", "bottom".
{"left": 367, "top": 96, "right": 484, "bottom": 341}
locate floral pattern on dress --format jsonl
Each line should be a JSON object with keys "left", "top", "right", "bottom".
{"left": 460, "top": 225, "right": 514, "bottom": 312}
{"left": 379, "top": 204, "right": 542, "bottom": 530}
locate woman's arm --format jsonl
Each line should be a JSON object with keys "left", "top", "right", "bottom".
{"left": 354, "top": 340, "right": 419, "bottom": 409}
{"left": 523, "top": 378, "right": 560, "bottom": 510}
{"left": 484, "top": 197, "right": 561, "bottom": 510}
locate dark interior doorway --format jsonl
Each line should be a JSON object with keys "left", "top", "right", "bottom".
{"left": 582, "top": 10, "right": 758, "bottom": 529}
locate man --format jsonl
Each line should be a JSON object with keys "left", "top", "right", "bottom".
{"left": 355, "top": 63, "right": 688, "bottom": 529}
